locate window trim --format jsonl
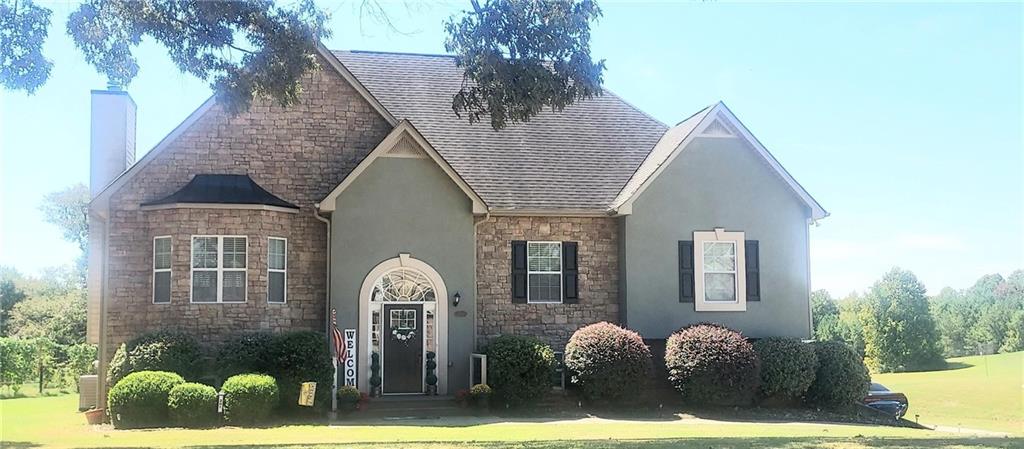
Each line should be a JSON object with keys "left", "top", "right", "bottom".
{"left": 267, "top": 237, "right": 287, "bottom": 304}
{"left": 152, "top": 236, "right": 172, "bottom": 304}
{"left": 693, "top": 229, "right": 746, "bottom": 312}
{"left": 526, "top": 241, "right": 563, "bottom": 304}
{"left": 190, "top": 235, "right": 248, "bottom": 304}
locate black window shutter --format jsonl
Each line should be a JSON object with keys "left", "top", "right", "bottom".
{"left": 511, "top": 241, "right": 527, "bottom": 303}
{"left": 562, "top": 242, "right": 579, "bottom": 303}
{"left": 679, "top": 240, "right": 695, "bottom": 303}
{"left": 746, "top": 240, "right": 760, "bottom": 302}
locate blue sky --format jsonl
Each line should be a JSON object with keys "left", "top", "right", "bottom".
{"left": 1, "top": 1, "right": 1021, "bottom": 297}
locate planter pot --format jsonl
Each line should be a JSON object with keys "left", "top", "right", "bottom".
{"left": 84, "top": 408, "right": 105, "bottom": 425}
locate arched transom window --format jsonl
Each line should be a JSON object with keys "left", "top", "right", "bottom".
{"left": 370, "top": 268, "right": 436, "bottom": 302}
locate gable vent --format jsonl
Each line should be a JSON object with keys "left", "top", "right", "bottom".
{"left": 383, "top": 134, "right": 427, "bottom": 158}
{"left": 700, "top": 118, "right": 737, "bottom": 137}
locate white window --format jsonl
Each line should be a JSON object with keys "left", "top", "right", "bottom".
{"left": 191, "top": 235, "right": 247, "bottom": 303}
{"left": 153, "top": 236, "right": 172, "bottom": 304}
{"left": 268, "top": 237, "right": 287, "bottom": 304}
{"left": 527, "top": 241, "right": 562, "bottom": 303}
{"left": 694, "top": 229, "right": 746, "bottom": 312}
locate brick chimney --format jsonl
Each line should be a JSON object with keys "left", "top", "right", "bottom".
{"left": 90, "top": 86, "right": 136, "bottom": 197}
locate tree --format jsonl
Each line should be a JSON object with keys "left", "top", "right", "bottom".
{"left": 0, "top": 0, "right": 52, "bottom": 93}
{"left": 811, "top": 289, "right": 842, "bottom": 341}
{"left": 8, "top": 291, "right": 87, "bottom": 347}
{"left": 39, "top": 184, "right": 89, "bottom": 285}
{"left": 0, "top": 337, "right": 34, "bottom": 394}
{"left": 3, "top": 0, "right": 606, "bottom": 129}
{"left": 0, "top": 275, "right": 27, "bottom": 335}
{"left": 862, "top": 268, "right": 945, "bottom": 372}
{"left": 444, "top": 0, "right": 605, "bottom": 129}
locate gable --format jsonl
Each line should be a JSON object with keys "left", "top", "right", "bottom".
{"left": 89, "top": 46, "right": 396, "bottom": 217}
{"left": 319, "top": 120, "right": 487, "bottom": 214}
{"left": 612, "top": 102, "right": 827, "bottom": 220}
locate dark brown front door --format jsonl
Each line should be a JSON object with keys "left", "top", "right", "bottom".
{"left": 382, "top": 303, "right": 424, "bottom": 394}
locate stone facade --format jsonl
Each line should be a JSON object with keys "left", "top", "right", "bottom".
{"left": 100, "top": 57, "right": 392, "bottom": 357}
{"left": 475, "top": 216, "right": 620, "bottom": 350}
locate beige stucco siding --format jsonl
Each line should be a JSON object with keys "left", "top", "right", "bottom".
{"left": 623, "top": 136, "right": 813, "bottom": 339}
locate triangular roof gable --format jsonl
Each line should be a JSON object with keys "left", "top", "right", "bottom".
{"left": 89, "top": 44, "right": 398, "bottom": 215}
{"left": 611, "top": 102, "right": 828, "bottom": 220}
{"left": 318, "top": 120, "right": 488, "bottom": 214}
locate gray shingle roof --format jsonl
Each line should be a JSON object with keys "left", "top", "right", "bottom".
{"left": 333, "top": 50, "right": 669, "bottom": 211}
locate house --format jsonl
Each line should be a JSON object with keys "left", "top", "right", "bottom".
{"left": 86, "top": 46, "right": 827, "bottom": 402}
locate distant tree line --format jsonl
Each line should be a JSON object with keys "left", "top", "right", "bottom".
{"left": 813, "top": 268, "right": 1024, "bottom": 373}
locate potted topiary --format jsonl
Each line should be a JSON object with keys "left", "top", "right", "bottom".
{"left": 369, "top": 352, "right": 382, "bottom": 397}
{"left": 469, "top": 383, "right": 492, "bottom": 412}
{"left": 424, "top": 351, "right": 438, "bottom": 395}
{"left": 336, "top": 386, "right": 361, "bottom": 414}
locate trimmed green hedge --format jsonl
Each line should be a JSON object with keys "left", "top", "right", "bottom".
{"left": 107, "top": 331, "right": 203, "bottom": 387}
{"left": 805, "top": 341, "right": 870, "bottom": 407}
{"left": 168, "top": 382, "right": 219, "bottom": 428}
{"left": 753, "top": 337, "right": 817, "bottom": 401}
{"left": 217, "top": 331, "right": 332, "bottom": 414}
{"left": 485, "top": 335, "right": 556, "bottom": 407}
{"left": 665, "top": 323, "right": 760, "bottom": 405}
{"left": 107, "top": 371, "right": 185, "bottom": 429}
{"left": 564, "top": 322, "right": 652, "bottom": 402}
{"left": 222, "top": 374, "right": 279, "bottom": 425}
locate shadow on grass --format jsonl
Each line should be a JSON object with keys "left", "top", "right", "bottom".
{"left": 71, "top": 437, "right": 1022, "bottom": 449}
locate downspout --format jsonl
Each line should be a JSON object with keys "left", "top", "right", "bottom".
{"left": 97, "top": 211, "right": 110, "bottom": 409}
{"left": 805, "top": 217, "right": 815, "bottom": 340}
{"left": 313, "top": 204, "right": 333, "bottom": 410}
{"left": 313, "top": 204, "right": 331, "bottom": 331}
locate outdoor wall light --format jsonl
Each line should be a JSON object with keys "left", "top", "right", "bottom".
{"left": 453, "top": 291, "right": 462, "bottom": 307}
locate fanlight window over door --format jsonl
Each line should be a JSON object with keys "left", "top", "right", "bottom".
{"left": 371, "top": 268, "right": 436, "bottom": 302}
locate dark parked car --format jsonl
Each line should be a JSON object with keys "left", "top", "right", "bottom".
{"left": 863, "top": 382, "right": 908, "bottom": 418}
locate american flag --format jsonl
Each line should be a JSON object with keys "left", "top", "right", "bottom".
{"left": 331, "top": 308, "right": 346, "bottom": 366}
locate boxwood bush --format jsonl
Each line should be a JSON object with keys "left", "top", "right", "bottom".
{"left": 167, "top": 382, "right": 219, "bottom": 428}
{"left": 664, "top": 323, "right": 760, "bottom": 405}
{"left": 485, "top": 335, "right": 556, "bottom": 407}
{"left": 107, "top": 331, "right": 203, "bottom": 387}
{"left": 752, "top": 337, "right": 817, "bottom": 401}
{"left": 216, "top": 331, "right": 331, "bottom": 414}
{"left": 107, "top": 371, "right": 185, "bottom": 429}
{"left": 805, "top": 341, "right": 870, "bottom": 407}
{"left": 222, "top": 374, "right": 279, "bottom": 425}
{"left": 564, "top": 322, "right": 652, "bottom": 402}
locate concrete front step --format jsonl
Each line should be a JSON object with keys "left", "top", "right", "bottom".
{"left": 355, "top": 395, "right": 468, "bottom": 419}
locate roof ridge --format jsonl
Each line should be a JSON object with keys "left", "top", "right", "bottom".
{"left": 340, "top": 49, "right": 456, "bottom": 59}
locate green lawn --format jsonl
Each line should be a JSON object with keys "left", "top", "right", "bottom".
{"left": 873, "top": 351, "right": 1023, "bottom": 434}
{"left": 1, "top": 394, "right": 1019, "bottom": 449}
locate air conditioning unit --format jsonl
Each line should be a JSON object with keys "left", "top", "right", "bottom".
{"left": 79, "top": 375, "right": 98, "bottom": 411}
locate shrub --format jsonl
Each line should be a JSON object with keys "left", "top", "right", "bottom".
{"left": 107, "top": 371, "right": 185, "bottom": 429}
{"left": 221, "top": 374, "right": 279, "bottom": 425}
{"left": 0, "top": 337, "right": 34, "bottom": 394}
{"left": 753, "top": 337, "right": 817, "bottom": 401}
{"left": 336, "top": 385, "right": 361, "bottom": 411}
{"left": 485, "top": 335, "right": 556, "bottom": 407}
{"left": 664, "top": 323, "right": 760, "bottom": 405}
{"left": 564, "top": 322, "right": 652, "bottom": 402}
{"left": 107, "top": 331, "right": 203, "bottom": 387}
{"left": 805, "top": 341, "right": 870, "bottom": 407}
{"left": 216, "top": 333, "right": 274, "bottom": 378}
{"left": 264, "top": 331, "right": 333, "bottom": 413}
{"left": 215, "top": 331, "right": 332, "bottom": 413}
{"left": 168, "top": 382, "right": 219, "bottom": 428}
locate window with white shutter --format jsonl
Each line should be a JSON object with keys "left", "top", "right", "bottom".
{"left": 191, "top": 235, "right": 247, "bottom": 303}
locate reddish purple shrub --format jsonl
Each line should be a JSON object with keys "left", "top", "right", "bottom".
{"left": 664, "top": 323, "right": 760, "bottom": 405}
{"left": 564, "top": 322, "right": 653, "bottom": 401}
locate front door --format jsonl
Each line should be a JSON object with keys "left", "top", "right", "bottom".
{"left": 382, "top": 303, "right": 424, "bottom": 394}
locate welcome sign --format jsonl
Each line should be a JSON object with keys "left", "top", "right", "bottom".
{"left": 343, "top": 329, "right": 357, "bottom": 386}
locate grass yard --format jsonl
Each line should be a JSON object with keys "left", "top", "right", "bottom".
{"left": 1, "top": 394, "right": 1019, "bottom": 449}
{"left": 873, "top": 351, "right": 1023, "bottom": 434}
